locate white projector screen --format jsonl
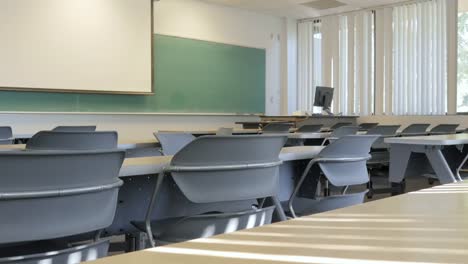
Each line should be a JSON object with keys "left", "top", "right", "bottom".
{"left": 0, "top": 0, "right": 153, "bottom": 94}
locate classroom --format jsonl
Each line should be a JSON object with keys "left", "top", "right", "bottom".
{"left": 1, "top": 0, "right": 468, "bottom": 263}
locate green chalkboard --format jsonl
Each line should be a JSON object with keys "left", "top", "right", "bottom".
{"left": 0, "top": 34, "right": 266, "bottom": 114}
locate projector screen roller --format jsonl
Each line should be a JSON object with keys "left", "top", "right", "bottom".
{"left": 0, "top": 0, "right": 153, "bottom": 94}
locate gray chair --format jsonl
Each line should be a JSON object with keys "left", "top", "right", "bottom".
{"left": 133, "top": 135, "right": 288, "bottom": 247}
{"left": 359, "top": 123, "right": 379, "bottom": 131}
{"left": 429, "top": 124, "right": 459, "bottom": 135}
{"left": 0, "top": 150, "right": 125, "bottom": 263}
{"left": 322, "top": 126, "right": 359, "bottom": 146}
{"left": 367, "top": 125, "right": 401, "bottom": 150}
{"left": 154, "top": 132, "right": 196, "bottom": 156}
{"left": 330, "top": 122, "right": 353, "bottom": 130}
{"left": 296, "top": 124, "right": 323, "bottom": 133}
{"left": 0, "top": 127, "right": 13, "bottom": 145}
{"left": 262, "top": 123, "right": 292, "bottom": 134}
{"left": 400, "top": 124, "right": 430, "bottom": 136}
{"left": 52, "top": 126, "right": 97, "bottom": 132}
{"left": 288, "top": 135, "right": 379, "bottom": 218}
{"left": 26, "top": 131, "right": 118, "bottom": 150}
{"left": 366, "top": 125, "right": 401, "bottom": 198}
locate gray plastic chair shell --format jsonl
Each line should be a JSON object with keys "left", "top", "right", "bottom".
{"left": 0, "top": 150, "right": 125, "bottom": 244}
{"left": 358, "top": 123, "right": 379, "bottom": 130}
{"left": 318, "top": 135, "right": 379, "bottom": 186}
{"left": 26, "top": 131, "right": 118, "bottom": 150}
{"left": 0, "top": 127, "right": 13, "bottom": 145}
{"left": 429, "top": 124, "right": 459, "bottom": 135}
{"left": 330, "top": 126, "right": 359, "bottom": 138}
{"left": 262, "top": 123, "right": 292, "bottom": 134}
{"left": 154, "top": 132, "right": 196, "bottom": 156}
{"left": 52, "top": 126, "right": 97, "bottom": 132}
{"left": 296, "top": 124, "right": 323, "bottom": 133}
{"left": 140, "top": 135, "right": 288, "bottom": 247}
{"left": 330, "top": 122, "right": 353, "bottom": 130}
{"left": 400, "top": 124, "right": 430, "bottom": 136}
{"left": 366, "top": 125, "right": 401, "bottom": 150}
{"left": 288, "top": 135, "right": 379, "bottom": 218}
{"left": 323, "top": 126, "right": 359, "bottom": 145}
{"left": 170, "top": 135, "right": 287, "bottom": 203}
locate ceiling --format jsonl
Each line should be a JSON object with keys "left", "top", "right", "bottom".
{"left": 201, "top": 0, "right": 410, "bottom": 19}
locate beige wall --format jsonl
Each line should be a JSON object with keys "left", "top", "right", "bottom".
{"left": 2, "top": 0, "right": 290, "bottom": 139}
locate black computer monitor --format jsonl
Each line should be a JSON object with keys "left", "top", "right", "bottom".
{"left": 314, "top": 86, "right": 334, "bottom": 112}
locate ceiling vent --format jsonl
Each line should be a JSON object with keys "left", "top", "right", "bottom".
{"left": 301, "top": 0, "right": 347, "bottom": 10}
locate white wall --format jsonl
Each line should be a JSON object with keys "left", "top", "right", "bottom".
{"left": 154, "top": 0, "right": 286, "bottom": 115}
{"left": 2, "top": 0, "right": 293, "bottom": 139}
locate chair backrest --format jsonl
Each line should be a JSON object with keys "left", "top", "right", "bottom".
{"left": 26, "top": 131, "right": 118, "bottom": 150}
{"left": 330, "top": 122, "right": 352, "bottom": 130}
{"left": 296, "top": 124, "right": 323, "bottom": 133}
{"left": 318, "top": 135, "right": 379, "bottom": 187}
{"left": 169, "top": 135, "right": 287, "bottom": 203}
{"left": 0, "top": 150, "right": 125, "bottom": 244}
{"left": 366, "top": 125, "right": 401, "bottom": 149}
{"left": 52, "top": 126, "right": 97, "bottom": 132}
{"left": 358, "top": 123, "right": 379, "bottom": 130}
{"left": 0, "top": 127, "right": 13, "bottom": 145}
{"left": 330, "top": 126, "right": 359, "bottom": 138}
{"left": 262, "top": 123, "right": 292, "bottom": 134}
{"left": 216, "top": 127, "right": 234, "bottom": 136}
{"left": 154, "top": 132, "right": 196, "bottom": 156}
{"left": 430, "top": 124, "right": 459, "bottom": 135}
{"left": 400, "top": 124, "right": 430, "bottom": 136}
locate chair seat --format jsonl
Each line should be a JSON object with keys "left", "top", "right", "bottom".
{"left": 0, "top": 239, "right": 109, "bottom": 264}
{"left": 287, "top": 191, "right": 367, "bottom": 216}
{"left": 132, "top": 207, "right": 275, "bottom": 245}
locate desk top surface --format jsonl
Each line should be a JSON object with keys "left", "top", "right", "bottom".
{"left": 119, "top": 146, "right": 324, "bottom": 177}
{"left": 88, "top": 181, "right": 468, "bottom": 264}
{"left": 0, "top": 141, "right": 159, "bottom": 151}
{"left": 385, "top": 133, "right": 468, "bottom": 145}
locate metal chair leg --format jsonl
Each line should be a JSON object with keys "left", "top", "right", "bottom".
{"left": 456, "top": 152, "right": 468, "bottom": 181}
{"left": 144, "top": 172, "right": 166, "bottom": 248}
{"left": 288, "top": 159, "right": 318, "bottom": 218}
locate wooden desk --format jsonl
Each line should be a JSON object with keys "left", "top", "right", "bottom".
{"left": 88, "top": 181, "right": 468, "bottom": 264}
{"left": 385, "top": 134, "right": 468, "bottom": 194}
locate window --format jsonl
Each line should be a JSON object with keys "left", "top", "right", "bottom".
{"left": 458, "top": 0, "right": 468, "bottom": 112}
{"left": 297, "top": 11, "right": 375, "bottom": 116}
{"left": 391, "top": 0, "right": 448, "bottom": 115}
{"left": 299, "top": 0, "right": 453, "bottom": 116}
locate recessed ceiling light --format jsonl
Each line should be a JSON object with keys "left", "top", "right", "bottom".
{"left": 301, "top": 0, "right": 347, "bottom": 10}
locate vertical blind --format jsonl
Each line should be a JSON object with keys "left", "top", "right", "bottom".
{"left": 298, "top": 0, "right": 449, "bottom": 116}
{"left": 392, "top": 0, "right": 447, "bottom": 115}
{"left": 298, "top": 11, "right": 375, "bottom": 115}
